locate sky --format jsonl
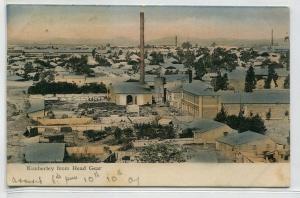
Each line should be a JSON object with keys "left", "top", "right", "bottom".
{"left": 7, "top": 5, "right": 289, "bottom": 44}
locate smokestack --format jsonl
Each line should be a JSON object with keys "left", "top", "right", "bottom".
{"left": 271, "top": 29, "right": 274, "bottom": 47}
{"left": 140, "top": 12, "right": 145, "bottom": 84}
{"left": 175, "top": 36, "right": 177, "bottom": 47}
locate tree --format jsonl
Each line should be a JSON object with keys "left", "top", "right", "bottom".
{"left": 95, "top": 55, "right": 111, "bottom": 67}
{"left": 247, "top": 114, "right": 266, "bottom": 134}
{"left": 183, "top": 50, "right": 195, "bottom": 68}
{"left": 149, "top": 51, "right": 164, "bottom": 65}
{"left": 244, "top": 66, "right": 256, "bottom": 92}
{"left": 213, "top": 73, "right": 229, "bottom": 91}
{"left": 123, "top": 128, "right": 133, "bottom": 138}
{"left": 264, "top": 65, "right": 278, "bottom": 89}
{"left": 27, "top": 81, "right": 107, "bottom": 95}
{"left": 215, "top": 106, "right": 228, "bottom": 123}
{"left": 266, "top": 109, "right": 271, "bottom": 120}
{"left": 181, "top": 41, "right": 192, "bottom": 49}
{"left": 114, "top": 127, "right": 123, "bottom": 143}
{"left": 215, "top": 108, "right": 266, "bottom": 135}
{"left": 194, "top": 62, "right": 206, "bottom": 80}
{"left": 92, "top": 48, "right": 96, "bottom": 58}
{"left": 24, "top": 62, "right": 34, "bottom": 79}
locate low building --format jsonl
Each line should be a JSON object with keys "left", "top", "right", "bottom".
{"left": 216, "top": 131, "right": 287, "bottom": 162}
{"left": 24, "top": 143, "right": 65, "bottom": 163}
{"left": 110, "top": 82, "right": 153, "bottom": 106}
{"left": 180, "top": 119, "right": 235, "bottom": 144}
{"left": 181, "top": 82, "right": 220, "bottom": 119}
{"left": 219, "top": 90, "right": 289, "bottom": 120}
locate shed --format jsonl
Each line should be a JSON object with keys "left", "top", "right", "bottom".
{"left": 180, "top": 119, "right": 234, "bottom": 143}
{"left": 25, "top": 143, "right": 65, "bottom": 163}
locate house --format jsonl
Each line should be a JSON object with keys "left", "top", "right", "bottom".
{"left": 55, "top": 74, "right": 86, "bottom": 86}
{"left": 181, "top": 81, "right": 220, "bottom": 118}
{"left": 216, "top": 131, "right": 287, "bottom": 162}
{"left": 180, "top": 119, "right": 235, "bottom": 144}
{"left": 25, "top": 143, "right": 65, "bottom": 163}
{"left": 110, "top": 82, "right": 153, "bottom": 106}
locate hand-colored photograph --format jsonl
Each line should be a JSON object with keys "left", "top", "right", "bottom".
{"left": 6, "top": 5, "right": 290, "bottom": 187}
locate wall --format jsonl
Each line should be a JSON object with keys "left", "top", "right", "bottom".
{"left": 111, "top": 93, "right": 152, "bottom": 106}
{"left": 222, "top": 103, "right": 289, "bottom": 120}
{"left": 181, "top": 92, "right": 219, "bottom": 119}
{"left": 194, "top": 125, "right": 234, "bottom": 143}
{"left": 216, "top": 138, "right": 285, "bottom": 162}
{"left": 37, "top": 117, "right": 93, "bottom": 126}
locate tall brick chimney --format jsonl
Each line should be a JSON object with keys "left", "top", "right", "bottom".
{"left": 140, "top": 12, "right": 145, "bottom": 84}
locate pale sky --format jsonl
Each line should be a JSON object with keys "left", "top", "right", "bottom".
{"left": 7, "top": 5, "right": 289, "bottom": 44}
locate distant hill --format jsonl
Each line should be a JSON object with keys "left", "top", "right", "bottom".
{"left": 8, "top": 36, "right": 289, "bottom": 48}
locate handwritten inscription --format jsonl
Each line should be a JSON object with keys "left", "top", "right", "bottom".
{"left": 10, "top": 165, "right": 140, "bottom": 186}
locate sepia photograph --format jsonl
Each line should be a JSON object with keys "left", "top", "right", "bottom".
{"left": 6, "top": 5, "right": 290, "bottom": 186}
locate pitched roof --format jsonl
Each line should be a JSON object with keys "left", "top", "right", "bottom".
{"left": 219, "top": 90, "right": 289, "bottom": 104}
{"left": 217, "top": 131, "right": 270, "bottom": 146}
{"left": 183, "top": 81, "right": 216, "bottom": 96}
{"left": 25, "top": 143, "right": 65, "bottom": 162}
{"left": 181, "top": 119, "right": 229, "bottom": 134}
{"left": 111, "top": 82, "right": 152, "bottom": 94}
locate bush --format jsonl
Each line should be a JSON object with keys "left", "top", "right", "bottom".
{"left": 83, "top": 130, "right": 106, "bottom": 142}
{"left": 214, "top": 109, "right": 266, "bottom": 134}
{"left": 135, "top": 124, "right": 175, "bottom": 140}
{"left": 28, "top": 81, "right": 107, "bottom": 95}
{"left": 140, "top": 144, "right": 185, "bottom": 163}
{"left": 179, "top": 128, "right": 194, "bottom": 138}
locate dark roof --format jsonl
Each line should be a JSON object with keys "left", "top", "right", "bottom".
{"left": 26, "top": 100, "right": 45, "bottom": 113}
{"left": 219, "top": 90, "right": 289, "bottom": 104}
{"left": 111, "top": 82, "right": 152, "bottom": 94}
{"left": 217, "top": 131, "right": 270, "bottom": 146}
{"left": 145, "top": 74, "right": 188, "bottom": 83}
{"left": 183, "top": 81, "right": 216, "bottom": 96}
{"left": 164, "top": 74, "right": 189, "bottom": 82}
{"left": 25, "top": 143, "right": 65, "bottom": 162}
{"left": 255, "top": 68, "right": 289, "bottom": 77}
{"left": 181, "top": 119, "right": 229, "bottom": 134}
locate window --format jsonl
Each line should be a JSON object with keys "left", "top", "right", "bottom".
{"left": 252, "top": 145, "right": 257, "bottom": 150}
{"left": 223, "top": 132, "right": 228, "bottom": 136}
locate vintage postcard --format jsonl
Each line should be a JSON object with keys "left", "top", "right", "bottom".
{"left": 6, "top": 5, "right": 290, "bottom": 187}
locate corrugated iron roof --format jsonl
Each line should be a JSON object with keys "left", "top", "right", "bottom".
{"left": 181, "top": 119, "right": 229, "bottom": 134}
{"left": 182, "top": 81, "right": 216, "bottom": 96}
{"left": 219, "top": 90, "right": 289, "bottom": 104}
{"left": 25, "top": 143, "right": 65, "bottom": 163}
{"left": 217, "top": 131, "right": 270, "bottom": 146}
{"left": 111, "top": 82, "right": 152, "bottom": 94}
